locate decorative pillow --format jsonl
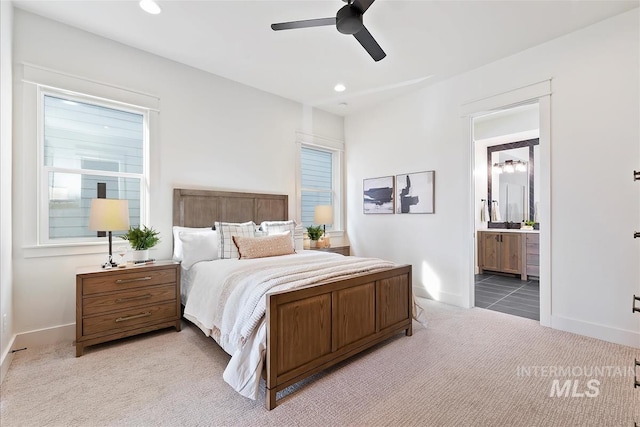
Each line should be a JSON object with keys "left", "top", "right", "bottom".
{"left": 215, "top": 221, "right": 256, "bottom": 259}
{"left": 260, "top": 220, "right": 296, "bottom": 246}
{"left": 172, "top": 226, "right": 213, "bottom": 261}
{"left": 232, "top": 232, "right": 295, "bottom": 260}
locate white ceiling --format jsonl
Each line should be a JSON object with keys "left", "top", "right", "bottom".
{"left": 13, "top": 0, "right": 639, "bottom": 116}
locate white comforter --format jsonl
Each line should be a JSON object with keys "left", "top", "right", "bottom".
{"left": 182, "top": 251, "right": 397, "bottom": 399}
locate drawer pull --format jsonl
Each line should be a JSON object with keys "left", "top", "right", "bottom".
{"left": 633, "top": 295, "right": 640, "bottom": 314}
{"left": 115, "top": 276, "right": 152, "bottom": 284}
{"left": 115, "top": 312, "right": 152, "bottom": 323}
{"left": 115, "top": 294, "right": 152, "bottom": 303}
{"left": 635, "top": 359, "right": 640, "bottom": 388}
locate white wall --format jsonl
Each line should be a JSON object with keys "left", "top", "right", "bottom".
{"left": 11, "top": 9, "right": 344, "bottom": 343}
{"left": 474, "top": 104, "right": 539, "bottom": 142}
{"left": 346, "top": 9, "right": 640, "bottom": 347}
{"left": 0, "top": 0, "right": 15, "bottom": 380}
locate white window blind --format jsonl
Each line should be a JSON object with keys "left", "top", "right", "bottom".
{"left": 42, "top": 94, "right": 146, "bottom": 242}
{"left": 300, "top": 146, "right": 333, "bottom": 227}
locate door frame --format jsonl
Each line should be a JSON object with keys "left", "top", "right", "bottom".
{"left": 461, "top": 80, "right": 552, "bottom": 327}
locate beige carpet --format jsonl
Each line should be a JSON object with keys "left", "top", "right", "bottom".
{"left": 1, "top": 299, "right": 638, "bottom": 426}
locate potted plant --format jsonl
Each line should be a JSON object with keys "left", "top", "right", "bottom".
{"left": 522, "top": 220, "right": 535, "bottom": 230}
{"left": 120, "top": 225, "right": 160, "bottom": 261}
{"left": 305, "top": 225, "right": 323, "bottom": 248}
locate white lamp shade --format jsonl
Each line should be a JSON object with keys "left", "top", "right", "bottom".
{"left": 314, "top": 205, "right": 333, "bottom": 225}
{"left": 88, "top": 199, "right": 130, "bottom": 231}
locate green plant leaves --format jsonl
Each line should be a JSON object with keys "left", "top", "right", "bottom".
{"left": 306, "top": 225, "right": 323, "bottom": 241}
{"left": 120, "top": 225, "right": 160, "bottom": 250}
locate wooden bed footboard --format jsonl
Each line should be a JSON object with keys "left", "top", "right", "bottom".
{"left": 265, "top": 264, "right": 412, "bottom": 410}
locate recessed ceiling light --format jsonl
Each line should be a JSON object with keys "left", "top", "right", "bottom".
{"left": 334, "top": 84, "right": 346, "bottom": 92}
{"left": 140, "top": 0, "right": 161, "bottom": 15}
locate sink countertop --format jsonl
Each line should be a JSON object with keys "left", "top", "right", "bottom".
{"left": 478, "top": 228, "right": 540, "bottom": 234}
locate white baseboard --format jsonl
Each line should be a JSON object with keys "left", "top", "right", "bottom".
{"left": 413, "top": 287, "right": 465, "bottom": 308}
{"left": 1, "top": 333, "right": 16, "bottom": 384}
{"left": 415, "top": 287, "right": 640, "bottom": 349}
{"left": 551, "top": 315, "right": 640, "bottom": 349}
{"left": 13, "top": 323, "right": 75, "bottom": 349}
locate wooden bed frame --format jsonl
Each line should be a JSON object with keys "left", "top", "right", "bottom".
{"left": 173, "top": 188, "right": 413, "bottom": 409}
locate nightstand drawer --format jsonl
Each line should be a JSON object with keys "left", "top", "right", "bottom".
{"left": 83, "top": 284, "right": 177, "bottom": 316}
{"left": 83, "top": 301, "right": 177, "bottom": 336}
{"left": 82, "top": 268, "right": 177, "bottom": 295}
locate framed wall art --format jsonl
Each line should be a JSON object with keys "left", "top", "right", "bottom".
{"left": 396, "top": 171, "right": 435, "bottom": 214}
{"left": 363, "top": 176, "right": 394, "bottom": 214}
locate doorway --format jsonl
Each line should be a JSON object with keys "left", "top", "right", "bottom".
{"left": 462, "top": 80, "right": 551, "bottom": 327}
{"left": 472, "top": 103, "right": 541, "bottom": 321}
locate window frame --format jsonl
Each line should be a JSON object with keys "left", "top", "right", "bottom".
{"left": 296, "top": 132, "right": 344, "bottom": 235}
{"left": 36, "top": 86, "right": 150, "bottom": 245}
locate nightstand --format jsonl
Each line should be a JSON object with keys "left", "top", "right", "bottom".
{"left": 75, "top": 261, "right": 181, "bottom": 356}
{"left": 310, "top": 244, "right": 350, "bottom": 256}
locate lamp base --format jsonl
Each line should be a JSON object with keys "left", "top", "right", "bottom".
{"left": 101, "top": 231, "right": 118, "bottom": 268}
{"left": 101, "top": 255, "right": 118, "bottom": 269}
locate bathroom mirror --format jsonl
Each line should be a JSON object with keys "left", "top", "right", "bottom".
{"left": 487, "top": 138, "right": 539, "bottom": 226}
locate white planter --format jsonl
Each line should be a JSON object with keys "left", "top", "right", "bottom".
{"left": 131, "top": 249, "right": 149, "bottom": 261}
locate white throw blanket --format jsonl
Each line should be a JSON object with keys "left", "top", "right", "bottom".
{"left": 183, "top": 251, "right": 397, "bottom": 398}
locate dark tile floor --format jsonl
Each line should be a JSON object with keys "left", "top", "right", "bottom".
{"left": 475, "top": 273, "right": 539, "bottom": 321}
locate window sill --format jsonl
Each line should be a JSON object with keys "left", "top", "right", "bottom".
{"left": 22, "top": 242, "right": 110, "bottom": 259}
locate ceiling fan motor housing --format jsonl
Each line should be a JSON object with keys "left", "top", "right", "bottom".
{"left": 336, "top": 5, "right": 363, "bottom": 34}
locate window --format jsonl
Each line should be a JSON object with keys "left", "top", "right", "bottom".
{"left": 299, "top": 139, "right": 343, "bottom": 231}
{"left": 40, "top": 92, "right": 147, "bottom": 243}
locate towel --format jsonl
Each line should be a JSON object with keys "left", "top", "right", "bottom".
{"left": 491, "top": 201, "right": 502, "bottom": 222}
{"left": 480, "top": 200, "right": 488, "bottom": 222}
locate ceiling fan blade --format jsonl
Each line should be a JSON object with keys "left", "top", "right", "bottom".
{"left": 271, "top": 17, "right": 336, "bottom": 31}
{"left": 352, "top": 0, "right": 375, "bottom": 14}
{"left": 353, "top": 26, "right": 386, "bottom": 61}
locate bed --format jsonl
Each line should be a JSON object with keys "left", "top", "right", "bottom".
{"left": 173, "top": 188, "right": 414, "bottom": 409}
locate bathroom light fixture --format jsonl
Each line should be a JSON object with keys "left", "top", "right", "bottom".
{"left": 493, "top": 160, "right": 527, "bottom": 174}
{"left": 334, "top": 83, "right": 346, "bottom": 92}
{"left": 140, "top": 0, "right": 161, "bottom": 15}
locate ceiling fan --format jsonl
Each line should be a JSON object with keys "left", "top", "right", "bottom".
{"left": 271, "top": 0, "right": 386, "bottom": 62}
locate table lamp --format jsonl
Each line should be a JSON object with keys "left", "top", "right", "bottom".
{"left": 314, "top": 205, "right": 333, "bottom": 239}
{"left": 89, "top": 198, "right": 130, "bottom": 268}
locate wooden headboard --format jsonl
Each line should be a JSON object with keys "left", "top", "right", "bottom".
{"left": 173, "top": 189, "right": 288, "bottom": 227}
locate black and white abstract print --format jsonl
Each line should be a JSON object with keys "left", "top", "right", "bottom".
{"left": 396, "top": 171, "right": 435, "bottom": 214}
{"left": 363, "top": 176, "right": 394, "bottom": 214}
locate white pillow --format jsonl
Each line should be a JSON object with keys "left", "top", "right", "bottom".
{"left": 179, "top": 230, "right": 218, "bottom": 270}
{"left": 215, "top": 221, "right": 255, "bottom": 259}
{"left": 260, "top": 220, "right": 296, "bottom": 246}
{"left": 172, "top": 226, "right": 212, "bottom": 261}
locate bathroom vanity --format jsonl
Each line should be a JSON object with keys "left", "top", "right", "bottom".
{"left": 477, "top": 229, "right": 539, "bottom": 280}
